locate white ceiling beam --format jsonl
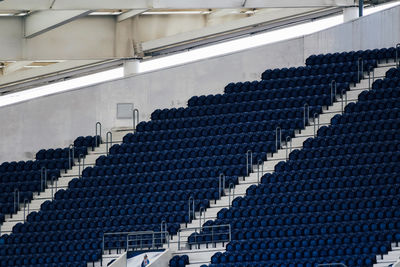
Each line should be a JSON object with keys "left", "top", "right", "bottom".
{"left": 25, "top": 10, "right": 91, "bottom": 38}
{"left": 2, "top": 61, "right": 33, "bottom": 75}
{"left": 0, "top": 0, "right": 355, "bottom": 10}
{"left": 117, "top": 9, "right": 148, "bottom": 22}
{"left": 142, "top": 7, "right": 326, "bottom": 52}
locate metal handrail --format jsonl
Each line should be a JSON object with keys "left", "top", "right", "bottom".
{"left": 330, "top": 80, "right": 337, "bottom": 105}
{"left": 23, "top": 199, "right": 29, "bottom": 223}
{"left": 313, "top": 113, "right": 320, "bottom": 137}
{"left": 177, "top": 224, "right": 231, "bottom": 250}
{"left": 228, "top": 183, "right": 235, "bottom": 208}
{"left": 199, "top": 207, "right": 206, "bottom": 228}
{"left": 275, "top": 127, "right": 282, "bottom": 152}
{"left": 357, "top": 57, "right": 364, "bottom": 82}
{"left": 95, "top": 122, "right": 102, "bottom": 149}
{"left": 102, "top": 230, "right": 169, "bottom": 257}
{"left": 78, "top": 154, "right": 85, "bottom": 178}
{"left": 68, "top": 144, "right": 74, "bottom": 169}
{"left": 218, "top": 173, "right": 225, "bottom": 199}
{"left": 106, "top": 131, "right": 112, "bottom": 156}
{"left": 40, "top": 167, "right": 47, "bottom": 194}
{"left": 133, "top": 108, "right": 140, "bottom": 133}
{"left": 396, "top": 43, "right": 400, "bottom": 68}
{"left": 160, "top": 220, "right": 167, "bottom": 233}
{"left": 303, "top": 103, "right": 309, "bottom": 128}
{"left": 317, "top": 263, "right": 347, "bottom": 267}
{"left": 188, "top": 196, "right": 195, "bottom": 222}
{"left": 51, "top": 176, "right": 57, "bottom": 201}
{"left": 13, "top": 188, "right": 19, "bottom": 215}
{"left": 340, "top": 89, "right": 347, "bottom": 113}
{"left": 285, "top": 136, "right": 292, "bottom": 160}
{"left": 368, "top": 65, "right": 372, "bottom": 90}
{"left": 257, "top": 159, "right": 263, "bottom": 184}
{"left": 246, "top": 150, "right": 253, "bottom": 176}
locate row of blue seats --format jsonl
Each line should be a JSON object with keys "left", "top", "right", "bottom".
{"left": 224, "top": 195, "right": 400, "bottom": 219}
{"left": 274, "top": 151, "right": 400, "bottom": 172}
{"left": 219, "top": 218, "right": 400, "bottom": 240}
{"left": 0, "top": 169, "right": 60, "bottom": 184}
{"left": 226, "top": 72, "right": 357, "bottom": 94}
{"left": 373, "top": 76, "right": 400, "bottom": 89}
{"left": 69, "top": 173, "right": 237, "bottom": 189}
{"left": 55, "top": 186, "right": 220, "bottom": 204}
{"left": 307, "top": 129, "right": 398, "bottom": 148}
{"left": 38, "top": 199, "right": 209, "bottom": 220}
{"left": 0, "top": 249, "right": 99, "bottom": 267}
{"left": 105, "top": 142, "right": 274, "bottom": 165}
{"left": 261, "top": 60, "right": 376, "bottom": 80}
{"left": 103, "top": 144, "right": 267, "bottom": 167}
{"left": 187, "top": 86, "right": 344, "bottom": 108}
{"left": 170, "top": 255, "right": 189, "bottom": 267}
{"left": 1, "top": 224, "right": 177, "bottom": 244}
{"left": 207, "top": 254, "right": 375, "bottom": 267}
{"left": 331, "top": 108, "right": 400, "bottom": 125}
{"left": 254, "top": 174, "right": 400, "bottom": 196}
{"left": 121, "top": 123, "right": 296, "bottom": 145}
{"left": 220, "top": 199, "right": 400, "bottom": 223}
{"left": 290, "top": 140, "right": 399, "bottom": 160}
{"left": 68, "top": 175, "right": 237, "bottom": 191}
{"left": 210, "top": 242, "right": 387, "bottom": 263}
{"left": 0, "top": 181, "right": 41, "bottom": 194}
{"left": 357, "top": 86, "right": 400, "bottom": 101}
{"left": 0, "top": 238, "right": 99, "bottom": 256}
{"left": 318, "top": 118, "right": 400, "bottom": 136}
{"left": 226, "top": 231, "right": 400, "bottom": 252}
{"left": 154, "top": 90, "right": 340, "bottom": 121}
{"left": 0, "top": 159, "right": 68, "bottom": 173}
{"left": 386, "top": 67, "right": 400, "bottom": 78}
{"left": 306, "top": 47, "right": 400, "bottom": 65}
{"left": 143, "top": 106, "right": 320, "bottom": 132}
{"left": 263, "top": 161, "right": 399, "bottom": 183}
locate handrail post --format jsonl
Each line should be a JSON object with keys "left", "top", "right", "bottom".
{"left": 199, "top": 207, "right": 205, "bottom": 228}
{"left": 357, "top": 57, "right": 363, "bottom": 82}
{"left": 219, "top": 173, "right": 225, "bottom": 199}
{"left": 101, "top": 234, "right": 105, "bottom": 266}
{"left": 106, "top": 131, "right": 112, "bottom": 156}
{"left": 23, "top": 198, "right": 29, "bottom": 223}
{"left": 78, "top": 154, "right": 84, "bottom": 178}
{"left": 313, "top": 113, "right": 320, "bottom": 137}
{"left": 178, "top": 230, "right": 181, "bottom": 250}
{"left": 396, "top": 43, "right": 400, "bottom": 68}
{"left": 257, "top": 159, "right": 263, "bottom": 184}
{"left": 13, "top": 188, "right": 19, "bottom": 216}
{"left": 51, "top": 176, "right": 54, "bottom": 200}
{"left": 285, "top": 136, "right": 292, "bottom": 160}
{"left": 330, "top": 80, "right": 336, "bottom": 105}
{"left": 275, "top": 127, "right": 281, "bottom": 152}
{"left": 303, "top": 103, "right": 309, "bottom": 128}
{"left": 68, "top": 144, "right": 74, "bottom": 169}
{"left": 95, "top": 122, "right": 102, "bottom": 150}
{"left": 341, "top": 89, "right": 347, "bottom": 114}
{"left": 246, "top": 150, "right": 253, "bottom": 176}
{"left": 368, "top": 66, "right": 372, "bottom": 90}
{"left": 228, "top": 183, "right": 235, "bottom": 208}
{"left": 132, "top": 108, "right": 140, "bottom": 133}
{"left": 188, "top": 196, "right": 195, "bottom": 222}
{"left": 40, "top": 167, "right": 47, "bottom": 194}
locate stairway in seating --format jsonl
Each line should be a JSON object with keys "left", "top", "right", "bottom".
{"left": 0, "top": 129, "right": 130, "bottom": 236}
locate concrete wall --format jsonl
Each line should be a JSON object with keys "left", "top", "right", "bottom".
{"left": 1, "top": 5, "right": 400, "bottom": 163}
